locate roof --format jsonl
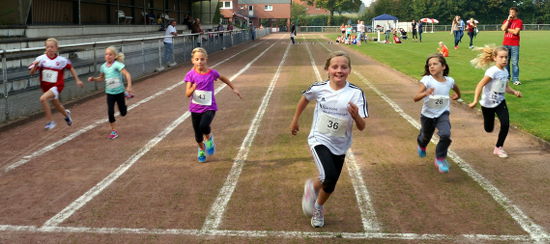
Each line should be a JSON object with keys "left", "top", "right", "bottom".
{"left": 373, "top": 14, "right": 398, "bottom": 21}
{"left": 238, "top": 0, "right": 291, "bottom": 4}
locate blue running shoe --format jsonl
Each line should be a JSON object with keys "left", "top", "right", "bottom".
{"left": 417, "top": 146, "right": 426, "bottom": 158}
{"left": 434, "top": 158, "right": 449, "bottom": 173}
{"left": 197, "top": 148, "right": 207, "bottom": 163}
{"left": 205, "top": 135, "right": 215, "bottom": 156}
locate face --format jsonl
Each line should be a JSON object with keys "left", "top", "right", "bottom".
{"left": 509, "top": 9, "right": 517, "bottom": 18}
{"left": 494, "top": 50, "right": 508, "bottom": 68}
{"left": 428, "top": 57, "right": 446, "bottom": 76}
{"left": 45, "top": 41, "right": 58, "bottom": 56}
{"left": 192, "top": 52, "right": 207, "bottom": 69}
{"left": 104, "top": 49, "right": 115, "bottom": 63}
{"left": 326, "top": 56, "right": 350, "bottom": 84}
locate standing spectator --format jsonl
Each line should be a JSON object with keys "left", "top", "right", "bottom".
{"left": 411, "top": 19, "right": 418, "bottom": 40}
{"left": 501, "top": 7, "right": 523, "bottom": 85}
{"left": 191, "top": 18, "right": 203, "bottom": 47}
{"left": 290, "top": 23, "right": 297, "bottom": 44}
{"left": 356, "top": 20, "right": 366, "bottom": 45}
{"left": 418, "top": 20, "right": 424, "bottom": 42}
{"left": 250, "top": 24, "right": 256, "bottom": 40}
{"left": 146, "top": 11, "right": 156, "bottom": 25}
{"left": 451, "top": 16, "right": 465, "bottom": 49}
{"left": 164, "top": 20, "right": 177, "bottom": 67}
{"left": 227, "top": 20, "right": 234, "bottom": 31}
{"left": 466, "top": 18, "right": 477, "bottom": 48}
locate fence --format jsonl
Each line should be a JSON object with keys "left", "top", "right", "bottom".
{"left": 299, "top": 24, "right": 550, "bottom": 33}
{"left": 0, "top": 28, "right": 270, "bottom": 124}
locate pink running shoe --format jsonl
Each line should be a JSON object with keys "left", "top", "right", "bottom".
{"left": 493, "top": 147, "right": 508, "bottom": 158}
{"left": 108, "top": 130, "right": 119, "bottom": 139}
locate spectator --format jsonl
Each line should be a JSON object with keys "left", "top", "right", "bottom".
{"left": 437, "top": 41, "right": 449, "bottom": 57}
{"left": 411, "top": 19, "right": 418, "bottom": 40}
{"left": 466, "top": 18, "right": 477, "bottom": 48}
{"left": 451, "top": 16, "right": 465, "bottom": 49}
{"left": 501, "top": 7, "right": 523, "bottom": 85}
{"left": 183, "top": 14, "right": 193, "bottom": 30}
{"left": 250, "top": 24, "right": 256, "bottom": 40}
{"left": 191, "top": 18, "right": 202, "bottom": 33}
{"left": 418, "top": 20, "right": 424, "bottom": 42}
{"left": 227, "top": 21, "right": 234, "bottom": 31}
{"left": 290, "top": 23, "right": 297, "bottom": 44}
{"left": 163, "top": 20, "right": 177, "bottom": 66}
{"left": 146, "top": 11, "right": 156, "bottom": 25}
{"left": 356, "top": 20, "right": 365, "bottom": 45}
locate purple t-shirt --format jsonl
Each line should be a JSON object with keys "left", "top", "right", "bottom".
{"left": 185, "top": 68, "right": 220, "bottom": 113}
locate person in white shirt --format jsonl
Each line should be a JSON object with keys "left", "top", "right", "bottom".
{"left": 468, "top": 45, "right": 522, "bottom": 158}
{"left": 413, "top": 54, "right": 461, "bottom": 173}
{"left": 290, "top": 51, "right": 368, "bottom": 228}
{"left": 164, "top": 20, "right": 177, "bottom": 66}
{"left": 356, "top": 20, "right": 365, "bottom": 45}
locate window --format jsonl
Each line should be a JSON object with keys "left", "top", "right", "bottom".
{"left": 220, "top": 1, "right": 232, "bottom": 9}
{"left": 264, "top": 5, "right": 273, "bottom": 11}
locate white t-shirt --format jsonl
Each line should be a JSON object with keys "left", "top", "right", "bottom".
{"left": 357, "top": 23, "right": 365, "bottom": 33}
{"left": 420, "top": 75, "right": 455, "bottom": 118}
{"left": 480, "top": 66, "right": 508, "bottom": 108}
{"left": 303, "top": 81, "right": 368, "bottom": 155}
{"left": 164, "top": 25, "right": 177, "bottom": 43}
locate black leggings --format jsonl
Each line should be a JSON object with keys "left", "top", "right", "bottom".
{"left": 107, "top": 92, "right": 127, "bottom": 123}
{"left": 481, "top": 100, "right": 509, "bottom": 147}
{"left": 191, "top": 110, "right": 216, "bottom": 143}
{"left": 311, "top": 145, "right": 346, "bottom": 194}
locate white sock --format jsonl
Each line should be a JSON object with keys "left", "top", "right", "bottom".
{"left": 315, "top": 201, "right": 322, "bottom": 210}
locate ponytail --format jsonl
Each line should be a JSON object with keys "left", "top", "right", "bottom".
{"left": 470, "top": 45, "right": 508, "bottom": 69}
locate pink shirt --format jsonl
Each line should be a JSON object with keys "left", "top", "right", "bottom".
{"left": 184, "top": 68, "right": 220, "bottom": 113}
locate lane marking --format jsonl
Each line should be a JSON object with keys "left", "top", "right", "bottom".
{"left": 4, "top": 41, "right": 266, "bottom": 173}
{"left": 41, "top": 41, "right": 280, "bottom": 227}
{"left": 303, "top": 36, "right": 380, "bottom": 232}
{"left": 201, "top": 43, "right": 291, "bottom": 232}
{"left": 0, "top": 224, "right": 541, "bottom": 242}
{"left": 316, "top": 39, "right": 548, "bottom": 242}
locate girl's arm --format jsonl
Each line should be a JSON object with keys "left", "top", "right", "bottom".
{"left": 451, "top": 84, "right": 461, "bottom": 100}
{"left": 185, "top": 82, "right": 197, "bottom": 97}
{"left": 290, "top": 96, "right": 309, "bottom": 135}
{"left": 348, "top": 102, "right": 366, "bottom": 131}
{"left": 468, "top": 76, "right": 491, "bottom": 108}
{"left": 413, "top": 84, "right": 433, "bottom": 102}
{"left": 218, "top": 75, "right": 242, "bottom": 99}
{"left": 28, "top": 61, "right": 40, "bottom": 75}
{"left": 69, "top": 67, "right": 84, "bottom": 87}
{"left": 505, "top": 83, "right": 522, "bottom": 98}
{"left": 121, "top": 68, "right": 133, "bottom": 93}
{"left": 87, "top": 73, "right": 105, "bottom": 82}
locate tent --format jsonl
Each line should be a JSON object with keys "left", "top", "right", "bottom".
{"left": 372, "top": 14, "right": 399, "bottom": 32}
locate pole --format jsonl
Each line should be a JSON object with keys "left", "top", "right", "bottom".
{"left": 2, "top": 49, "right": 9, "bottom": 120}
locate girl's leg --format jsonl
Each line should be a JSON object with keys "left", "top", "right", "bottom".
{"left": 107, "top": 94, "right": 117, "bottom": 126}
{"left": 310, "top": 145, "right": 345, "bottom": 205}
{"left": 116, "top": 92, "right": 128, "bottom": 117}
{"left": 40, "top": 90, "right": 55, "bottom": 122}
{"left": 51, "top": 99, "right": 68, "bottom": 117}
{"left": 468, "top": 32, "right": 474, "bottom": 47}
{"left": 435, "top": 112, "right": 452, "bottom": 159}
{"left": 199, "top": 110, "right": 216, "bottom": 141}
{"left": 417, "top": 115, "right": 436, "bottom": 149}
{"left": 481, "top": 106, "right": 496, "bottom": 133}
{"left": 191, "top": 112, "right": 205, "bottom": 150}
{"left": 494, "top": 101, "right": 510, "bottom": 147}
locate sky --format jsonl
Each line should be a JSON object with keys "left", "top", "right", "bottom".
{"left": 362, "top": 0, "right": 374, "bottom": 7}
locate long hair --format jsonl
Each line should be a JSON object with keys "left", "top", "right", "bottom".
{"left": 422, "top": 54, "right": 449, "bottom": 76}
{"left": 106, "top": 46, "right": 125, "bottom": 63}
{"left": 470, "top": 45, "right": 508, "bottom": 69}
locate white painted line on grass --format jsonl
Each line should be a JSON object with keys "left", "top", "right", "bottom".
{"left": 41, "top": 41, "right": 280, "bottom": 228}
{"left": 316, "top": 40, "right": 548, "bottom": 242}
{"left": 201, "top": 43, "right": 291, "bottom": 232}
{"left": 0, "top": 224, "right": 542, "bottom": 242}
{"left": 304, "top": 38, "right": 380, "bottom": 232}
{"left": 4, "top": 41, "right": 266, "bottom": 173}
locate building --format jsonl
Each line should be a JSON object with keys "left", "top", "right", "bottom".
{"left": 219, "top": 0, "right": 291, "bottom": 28}
{"left": 292, "top": 0, "right": 329, "bottom": 15}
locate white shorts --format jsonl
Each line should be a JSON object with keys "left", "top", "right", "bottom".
{"left": 48, "top": 86, "right": 60, "bottom": 100}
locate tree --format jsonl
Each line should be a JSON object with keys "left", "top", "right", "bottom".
{"left": 292, "top": 2, "right": 308, "bottom": 25}
{"left": 305, "top": 0, "right": 362, "bottom": 25}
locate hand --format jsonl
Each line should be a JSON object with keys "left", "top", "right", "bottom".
{"left": 290, "top": 121, "right": 299, "bottom": 135}
{"left": 424, "top": 88, "right": 435, "bottom": 96}
{"left": 514, "top": 90, "right": 522, "bottom": 97}
{"left": 76, "top": 79, "right": 84, "bottom": 88}
{"left": 451, "top": 93, "right": 460, "bottom": 100}
{"left": 468, "top": 101, "right": 477, "bottom": 108}
{"left": 347, "top": 102, "right": 359, "bottom": 118}
{"left": 87, "top": 77, "right": 94, "bottom": 82}
{"left": 126, "top": 86, "right": 133, "bottom": 93}
{"left": 233, "top": 88, "right": 242, "bottom": 99}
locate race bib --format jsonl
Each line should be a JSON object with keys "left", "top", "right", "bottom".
{"left": 42, "top": 69, "right": 58, "bottom": 83}
{"left": 427, "top": 95, "right": 449, "bottom": 110}
{"left": 105, "top": 77, "right": 123, "bottom": 90}
{"left": 491, "top": 79, "right": 506, "bottom": 93}
{"left": 192, "top": 90, "right": 212, "bottom": 106}
{"left": 317, "top": 112, "right": 348, "bottom": 137}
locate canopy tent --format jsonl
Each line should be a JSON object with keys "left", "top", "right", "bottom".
{"left": 420, "top": 17, "right": 439, "bottom": 33}
{"left": 372, "top": 14, "right": 399, "bottom": 33}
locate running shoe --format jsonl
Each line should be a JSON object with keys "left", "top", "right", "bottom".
{"left": 513, "top": 81, "right": 522, "bottom": 85}
{"left": 311, "top": 204, "right": 324, "bottom": 228}
{"left": 493, "top": 147, "right": 508, "bottom": 158}
{"left": 44, "top": 121, "right": 56, "bottom": 130}
{"left": 64, "top": 109, "right": 73, "bottom": 126}
{"left": 417, "top": 146, "right": 426, "bottom": 158}
{"left": 197, "top": 148, "right": 207, "bottom": 163}
{"left": 108, "top": 130, "right": 119, "bottom": 140}
{"left": 124, "top": 91, "right": 134, "bottom": 99}
{"left": 205, "top": 135, "right": 215, "bottom": 156}
{"left": 434, "top": 158, "right": 449, "bottom": 173}
{"left": 302, "top": 179, "right": 317, "bottom": 217}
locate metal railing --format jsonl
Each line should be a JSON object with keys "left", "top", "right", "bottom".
{"left": 0, "top": 28, "right": 270, "bottom": 123}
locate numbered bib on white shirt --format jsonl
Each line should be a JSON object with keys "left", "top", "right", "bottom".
{"left": 105, "top": 77, "right": 123, "bottom": 90}
{"left": 491, "top": 79, "right": 506, "bottom": 93}
{"left": 317, "top": 112, "right": 348, "bottom": 137}
{"left": 427, "top": 95, "right": 449, "bottom": 110}
{"left": 192, "top": 90, "right": 213, "bottom": 106}
{"left": 42, "top": 69, "right": 58, "bottom": 83}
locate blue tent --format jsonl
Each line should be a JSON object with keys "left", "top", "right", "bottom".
{"left": 372, "top": 14, "right": 399, "bottom": 36}
{"left": 373, "top": 14, "right": 398, "bottom": 21}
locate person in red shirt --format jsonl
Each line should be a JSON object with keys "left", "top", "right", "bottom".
{"left": 437, "top": 41, "right": 449, "bottom": 57}
{"left": 501, "top": 7, "right": 523, "bottom": 85}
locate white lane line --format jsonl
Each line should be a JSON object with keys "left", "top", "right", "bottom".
{"left": 201, "top": 43, "right": 291, "bottom": 232}
{"left": 316, "top": 40, "right": 548, "bottom": 242}
{"left": 304, "top": 37, "right": 380, "bottom": 232}
{"left": 0, "top": 224, "right": 541, "bottom": 242}
{"left": 41, "top": 41, "right": 280, "bottom": 228}
{"left": 4, "top": 41, "right": 266, "bottom": 173}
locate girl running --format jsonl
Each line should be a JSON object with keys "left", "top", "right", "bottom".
{"left": 28, "top": 38, "right": 84, "bottom": 130}
{"left": 414, "top": 54, "right": 461, "bottom": 173}
{"left": 290, "top": 51, "right": 368, "bottom": 228}
{"left": 468, "top": 45, "right": 522, "bottom": 158}
{"left": 184, "top": 47, "right": 241, "bottom": 163}
{"left": 87, "top": 46, "right": 133, "bottom": 139}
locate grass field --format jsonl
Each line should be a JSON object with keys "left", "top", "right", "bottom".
{"left": 328, "top": 31, "right": 550, "bottom": 142}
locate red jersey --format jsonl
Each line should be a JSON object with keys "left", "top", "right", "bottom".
{"left": 33, "top": 54, "right": 72, "bottom": 92}
{"left": 502, "top": 18, "right": 523, "bottom": 46}
{"left": 439, "top": 45, "right": 449, "bottom": 57}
